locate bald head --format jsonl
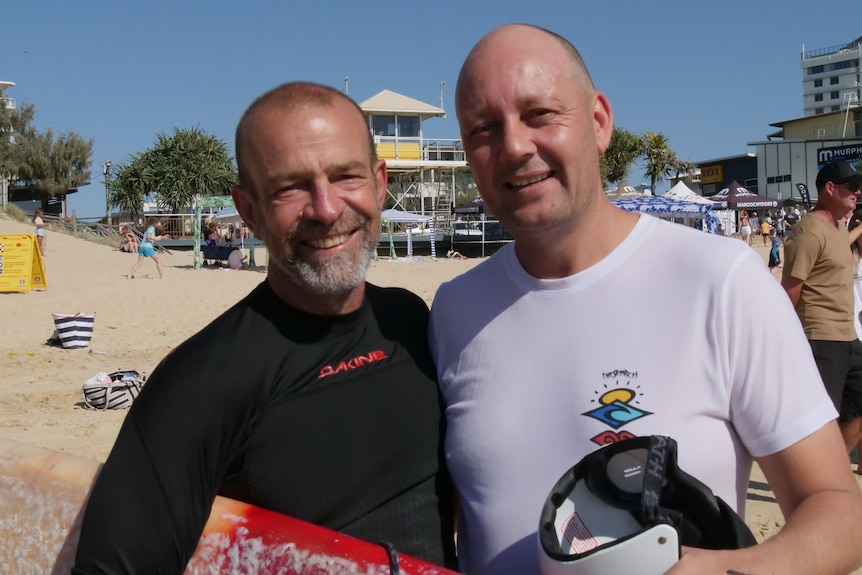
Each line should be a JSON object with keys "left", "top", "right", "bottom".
{"left": 235, "top": 82, "right": 376, "bottom": 192}
{"left": 455, "top": 24, "right": 594, "bottom": 123}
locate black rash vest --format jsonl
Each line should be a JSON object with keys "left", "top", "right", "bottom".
{"left": 73, "top": 281, "right": 455, "bottom": 574}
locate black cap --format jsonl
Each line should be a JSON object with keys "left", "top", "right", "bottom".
{"left": 816, "top": 160, "right": 862, "bottom": 188}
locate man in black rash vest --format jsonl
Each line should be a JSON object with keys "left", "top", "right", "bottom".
{"left": 73, "top": 82, "right": 456, "bottom": 574}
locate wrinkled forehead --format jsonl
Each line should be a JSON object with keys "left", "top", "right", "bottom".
{"left": 245, "top": 100, "right": 371, "bottom": 158}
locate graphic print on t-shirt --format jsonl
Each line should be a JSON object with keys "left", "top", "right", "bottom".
{"left": 581, "top": 369, "right": 653, "bottom": 445}
{"left": 318, "top": 349, "right": 389, "bottom": 379}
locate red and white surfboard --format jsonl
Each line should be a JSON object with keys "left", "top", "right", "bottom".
{"left": 0, "top": 437, "right": 457, "bottom": 574}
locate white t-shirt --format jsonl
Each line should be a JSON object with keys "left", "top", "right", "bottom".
{"left": 227, "top": 249, "right": 245, "bottom": 270}
{"left": 429, "top": 215, "right": 836, "bottom": 575}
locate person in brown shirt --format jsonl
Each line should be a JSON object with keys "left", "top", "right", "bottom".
{"left": 782, "top": 160, "right": 862, "bottom": 452}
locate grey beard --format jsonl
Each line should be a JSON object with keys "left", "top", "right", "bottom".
{"left": 282, "top": 237, "right": 376, "bottom": 295}
{"left": 264, "top": 220, "right": 379, "bottom": 296}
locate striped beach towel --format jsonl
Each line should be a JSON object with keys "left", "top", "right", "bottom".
{"left": 51, "top": 313, "right": 95, "bottom": 349}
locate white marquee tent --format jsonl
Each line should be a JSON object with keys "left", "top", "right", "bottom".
{"left": 664, "top": 181, "right": 715, "bottom": 205}
{"left": 380, "top": 208, "right": 436, "bottom": 259}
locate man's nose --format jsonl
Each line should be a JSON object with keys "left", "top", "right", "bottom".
{"left": 303, "top": 182, "right": 345, "bottom": 224}
{"left": 500, "top": 121, "right": 537, "bottom": 161}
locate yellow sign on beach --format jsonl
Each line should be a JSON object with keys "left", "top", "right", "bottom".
{"left": 0, "top": 234, "right": 48, "bottom": 292}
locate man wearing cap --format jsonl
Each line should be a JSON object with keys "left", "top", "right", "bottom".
{"left": 782, "top": 160, "right": 862, "bottom": 453}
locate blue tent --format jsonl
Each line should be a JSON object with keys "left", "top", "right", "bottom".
{"left": 612, "top": 195, "right": 719, "bottom": 234}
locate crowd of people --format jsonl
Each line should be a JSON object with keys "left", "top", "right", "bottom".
{"left": 68, "top": 24, "right": 862, "bottom": 575}
{"left": 105, "top": 218, "right": 250, "bottom": 275}
{"left": 738, "top": 205, "right": 803, "bottom": 247}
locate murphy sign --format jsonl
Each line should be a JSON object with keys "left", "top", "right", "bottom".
{"left": 817, "top": 144, "right": 862, "bottom": 166}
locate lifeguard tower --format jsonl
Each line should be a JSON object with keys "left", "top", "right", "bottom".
{"left": 358, "top": 89, "right": 468, "bottom": 224}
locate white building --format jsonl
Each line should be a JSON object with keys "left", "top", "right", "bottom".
{"left": 0, "top": 80, "right": 15, "bottom": 112}
{"left": 746, "top": 37, "right": 862, "bottom": 204}
{"left": 801, "top": 36, "right": 862, "bottom": 117}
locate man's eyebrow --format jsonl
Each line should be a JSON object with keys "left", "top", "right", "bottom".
{"left": 327, "top": 160, "right": 369, "bottom": 174}
{"left": 265, "top": 161, "right": 370, "bottom": 184}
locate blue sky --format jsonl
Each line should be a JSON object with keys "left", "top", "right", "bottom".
{"left": 3, "top": 0, "right": 859, "bottom": 218}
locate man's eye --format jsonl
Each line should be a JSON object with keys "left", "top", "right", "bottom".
{"left": 527, "top": 109, "right": 553, "bottom": 121}
{"left": 470, "top": 123, "right": 496, "bottom": 137}
{"left": 335, "top": 174, "right": 362, "bottom": 183}
{"left": 272, "top": 184, "right": 305, "bottom": 199}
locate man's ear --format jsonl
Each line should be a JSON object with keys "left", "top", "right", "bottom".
{"left": 232, "top": 186, "right": 262, "bottom": 239}
{"left": 374, "top": 159, "right": 388, "bottom": 208}
{"left": 593, "top": 90, "right": 614, "bottom": 154}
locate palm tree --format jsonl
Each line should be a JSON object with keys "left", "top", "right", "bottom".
{"left": 108, "top": 154, "right": 151, "bottom": 224}
{"left": 601, "top": 127, "right": 642, "bottom": 185}
{"left": 641, "top": 131, "right": 678, "bottom": 195}
{"left": 144, "top": 127, "right": 236, "bottom": 214}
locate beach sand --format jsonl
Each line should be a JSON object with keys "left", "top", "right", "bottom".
{"left": 1, "top": 214, "right": 860, "bottom": 565}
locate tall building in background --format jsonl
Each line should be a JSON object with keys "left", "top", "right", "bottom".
{"left": 801, "top": 36, "right": 862, "bottom": 117}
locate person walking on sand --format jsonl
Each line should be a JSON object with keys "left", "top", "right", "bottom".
{"left": 430, "top": 23, "right": 862, "bottom": 575}
{"left": 760, "top": 212, "right": 772, "bottom": 246}
{"left": 739, "top": 209, "right": 752, "bottom": 246}
{"left": 32, "top": 208, "right": 48, "bottom": 255}
{"left": 127, "top": 216, "right": 169, "bottom": 279}
{"left": 782, "top": 160, "right": 862, "bottom": 455}
{"left": 768, "top": 229, "right": 782, "bottom": 277}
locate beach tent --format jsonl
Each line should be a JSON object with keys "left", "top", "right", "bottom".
{"left": 211, "top": 206, "right": 243, "bottom": 224}
{"left": 664, "top": 181, "right": 714, "bottom": 205}
{"left": 612, "top": 195, "right": 719, "bottom": 234}
{"left": 708, "top": 181, "right": 781, "bottom": 210}
{"left": 380, "top": 208, "right": 436, "bottom": 259}
{"left": 192, "top": 195, "right": 260, "bottom": 269}
{"left": 210, "top": 206, "right": 249, "bottom": 250}
{"left": 605, "top": 179, "right": 644, "bottom": 199}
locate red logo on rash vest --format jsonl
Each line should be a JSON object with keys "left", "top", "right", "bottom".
{"left": 319, "top": 350, "right": 388, "bottom": 379}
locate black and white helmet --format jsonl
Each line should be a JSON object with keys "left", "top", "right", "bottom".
{"left": 538, "top": 435, "right": 756, "bottom": 575}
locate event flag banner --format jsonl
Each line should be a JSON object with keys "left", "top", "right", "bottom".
{"left": 0, "top": 234, "right": 47, "bottom": 292}
{"left": 795, "top": 183, "right": 812, "bottom": 209}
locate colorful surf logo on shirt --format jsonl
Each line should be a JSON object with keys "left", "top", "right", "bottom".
{"left": 582, "top": 369, "right": 652, "bottom": 445}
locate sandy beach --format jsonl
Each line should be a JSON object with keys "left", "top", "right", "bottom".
{"left": 1, "top": 213, "right": 860, "bottom": 564}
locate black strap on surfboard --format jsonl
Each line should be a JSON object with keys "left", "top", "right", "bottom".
{"left": 378, "top": 540, "right": 401, "bottom": 575}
